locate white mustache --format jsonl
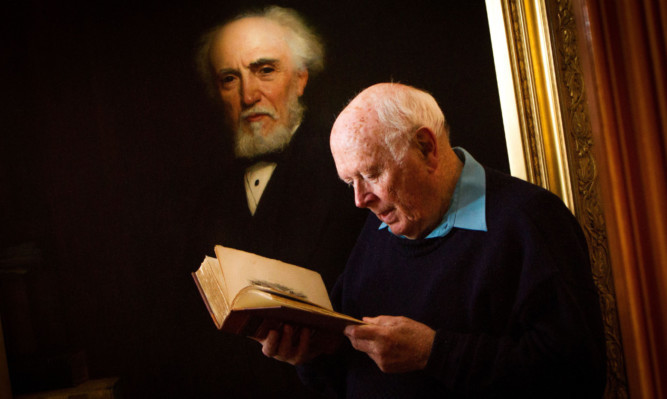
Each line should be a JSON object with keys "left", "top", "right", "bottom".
{"left": 240, "top": 106, "right": 278, "bottom": 120}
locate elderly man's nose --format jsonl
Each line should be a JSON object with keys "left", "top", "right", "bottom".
{"left": 354, "top": 182, "right": 374, "bottom": 208}
{"left": 241, "top": 78, "right": 261, "bottom": 106}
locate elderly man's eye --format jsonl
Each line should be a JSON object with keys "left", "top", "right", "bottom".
{"left": 219, "top": 75, "right": 237, "bottom": 87}
{"left": 259, "top": 66, "right": 276, "bottom": 75}
{"left": 362, "top": 172, "right": 379, "bottom": 182}
{"left": 341, "top": 179, "right": 355, "bottom": 188}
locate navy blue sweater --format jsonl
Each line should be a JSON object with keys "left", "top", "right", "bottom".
{"left": 299, "top": 168, "right": 606, "bottom": 398}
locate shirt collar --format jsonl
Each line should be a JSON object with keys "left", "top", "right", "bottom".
{"left": 380, "top": 147, "right": 487, "bottom": 238}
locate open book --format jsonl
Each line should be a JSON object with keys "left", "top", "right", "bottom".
{"left": 192, "top": 245, "right": 362, "bottom": 338}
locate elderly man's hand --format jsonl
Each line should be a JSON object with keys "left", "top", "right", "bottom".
{"left": 344, "top": 316, "right": 435, "bottom": 373}
{"left": 258, "top": 324, "right": 342, "bottom": 365}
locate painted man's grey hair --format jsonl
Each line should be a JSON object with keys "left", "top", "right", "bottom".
{"left": 367, "top": 83, "right": 449, "bottom": 161}
{"left": 195, "top": 5, "right": 325, "bottom": 98}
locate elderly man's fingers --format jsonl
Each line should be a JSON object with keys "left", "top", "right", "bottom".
{"left": 261, "top": 324, "right": 337, "bottom": 365}
{"left": 261, "top": 329, "right": 282, "bottom": 358}
{"left": 269, "top": 325, "right": 314, "bottom": 365}
{"left": 344, "top": 325, "right": 381, "bottom": 355}
{"left": 344, "top": 315, "right": 437, "bottom": 373}
{"left": 277, "top": 324, "right": 297, "bottom": 358}
{"left": 345, "top": 323, "right": 382, "bottom": 341}
{"left": 291, "top": 327, "right": 313, "bottom": 364}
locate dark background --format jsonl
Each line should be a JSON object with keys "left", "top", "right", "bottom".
{"left": 1, "top": 0, "right": 508, "bottom": 397}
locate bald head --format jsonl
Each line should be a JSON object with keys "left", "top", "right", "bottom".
{"left": 331, "top": 83, "right": 449, "bottom": 162}
{"left": 330, "top": 83, "right": 462, "bottom": 239}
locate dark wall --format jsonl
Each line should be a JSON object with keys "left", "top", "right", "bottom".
{"left": 1, "top": 0, "right": 507, "bottom": 396}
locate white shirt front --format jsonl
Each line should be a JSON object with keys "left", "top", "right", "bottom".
{"left": 244, "top": 161, "right": 277, "bottom": 215}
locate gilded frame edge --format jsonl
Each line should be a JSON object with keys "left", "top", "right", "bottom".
{"left": 486, "top": 0, "right": 628, "bottom": 397}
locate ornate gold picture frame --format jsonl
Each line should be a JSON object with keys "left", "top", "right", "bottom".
{"left": 486, "top": 0, "right": 627, "bottom": 397}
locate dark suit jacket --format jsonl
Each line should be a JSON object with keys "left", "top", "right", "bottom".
{"left": 194, "top": 117, "right": 367, "bottom": 290}
{"left": 177, "top": 117, "right": 368, "bottom": 398}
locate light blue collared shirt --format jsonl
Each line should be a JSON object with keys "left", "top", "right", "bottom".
{"left": 380, "top": 147, "right": 487, "bottom": 238}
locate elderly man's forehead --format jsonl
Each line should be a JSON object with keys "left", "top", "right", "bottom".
{"left": 331, "top": 111, "right": 373, "bottom": 149}
{"left": 212, "top": 17, "right": 292, "bottom": 58}
{"left": 220, "top": 16, "right": 284, "bottom": 36}
{"left": 339, "top": 97, "right": 380, "bottom": 128}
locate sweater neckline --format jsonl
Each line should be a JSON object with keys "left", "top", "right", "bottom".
{"left": 385, "top": 229, "right": 449, "bottom": 257}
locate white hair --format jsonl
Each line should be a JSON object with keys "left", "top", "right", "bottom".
{"left": 366, "top": 83, "right": 449, "bottom": 161}
{"left": 248, "top": 6, "right": 324, "bottom": 74}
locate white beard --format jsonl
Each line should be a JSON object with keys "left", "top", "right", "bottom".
{"left": 233, "top": 83, "right": 305, "bottom": 159}
{"left": 234, "top": 121, "right": 294, "bottom": 159}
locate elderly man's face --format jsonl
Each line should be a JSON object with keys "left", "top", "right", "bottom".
{"left": 209, "top": 17, "right": 308, "bottom": 158}
{"left": 331, "top": 121, "right": 435, "bottom": 239}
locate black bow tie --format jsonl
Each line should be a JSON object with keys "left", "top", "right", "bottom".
{"left": 236, "top": 150, "right": 287, "bottom": 169}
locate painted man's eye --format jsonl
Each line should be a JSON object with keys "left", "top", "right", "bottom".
{"left": 259, "top": 66, "right": 275, "bottom": 75}
{"left": 218, "top": 75, "right": 238, "bottom": 88}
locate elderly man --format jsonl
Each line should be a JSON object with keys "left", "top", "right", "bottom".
{"left": 184, "top": 6, "right": 366, "bottom": 399}
{"left": 192, "top": 5, "right": 365, "bottom": 291}
{"left": 262, "top": 83, "right": 607, "bottom": 398}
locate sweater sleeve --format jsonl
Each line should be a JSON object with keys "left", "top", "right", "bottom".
{"left": 424, "top": 191, "right": 607, "bottom": 398}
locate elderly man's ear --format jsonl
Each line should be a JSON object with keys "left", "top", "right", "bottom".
{"left": 414, "top": 127, "right": 439, "bottom": 168}
{"left": 296, "top": 69, "right": 309, "bottom": 96}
